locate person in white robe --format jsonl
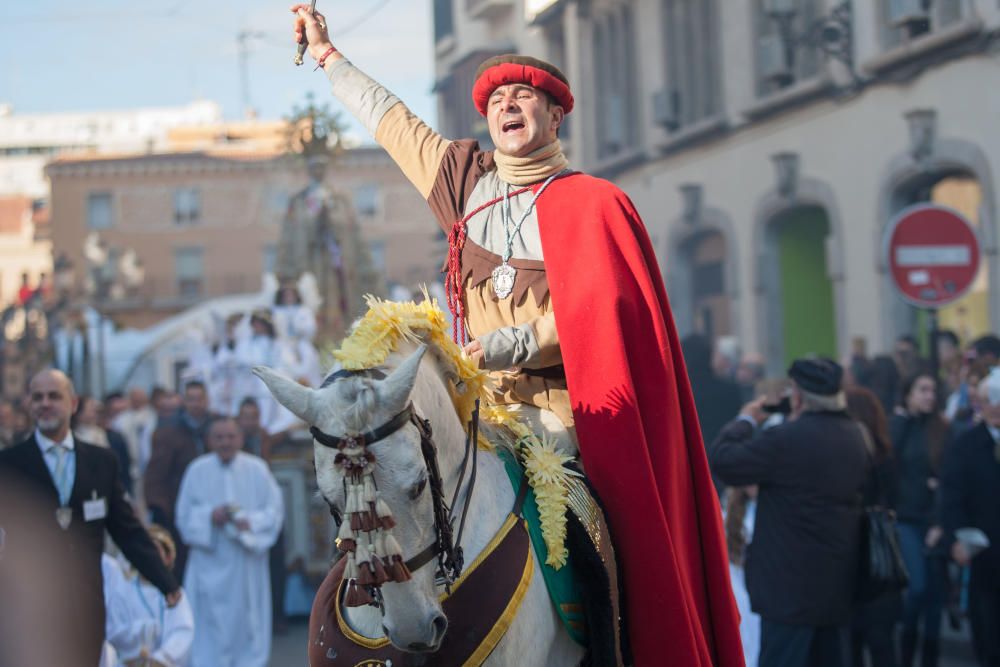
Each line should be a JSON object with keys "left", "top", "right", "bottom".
{"left": 234, "top": 310, "right": 295, "bottom": 434}
{"left": 175, "top": 417, "right": 284, "bottom": 667}
{"left": 102, "top": 525, "right": 194, "bottom": 666}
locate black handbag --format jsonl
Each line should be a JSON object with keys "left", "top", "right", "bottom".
{"left": 856, "top": 505, "right": 910, "bottom": 602}
{"left": 855, "top": 425, "right": 909, "bottom": 602}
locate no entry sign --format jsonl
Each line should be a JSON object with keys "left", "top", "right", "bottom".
{"left": 885, "top": 204, "right": 980, "bottom": 308}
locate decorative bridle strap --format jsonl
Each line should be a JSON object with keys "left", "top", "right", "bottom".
{"left": 309, "top": 404, "right": 414, "bottom": 451}
{"left": 313, "top": 368, "right": 481, "bottom": 604}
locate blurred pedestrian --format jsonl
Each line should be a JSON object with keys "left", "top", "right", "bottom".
{"left": 860, "top": 354, "right": 902, "bottom": 417}
{"left": 73, "top": 395, "right": 133, "bottom": 496}
{"left": 892, "top": 372, "right": 950, "bottom": 667}
{"left": 0, "top": 399, "right": 16, "bottom": 450}
{"left": 945, "top": 358, "right": 990, "bottom": 435}
{"left": 736, "top": 353, "right": 767, "bottom": 402}
{"left": 16, "top": 272, "right": 32, "bottom": 306}
{"left": 725, "top": 484, "right": 760, "bottom": 667}
{"left": 237, "top": 395, "right": 288, "bottom": 633}
{"left": 846, "top": 387, "right": 901, "bottom": 667}
{"left": 895, "top": 335, "right": 928, "bottom": 381}
{"left": 112, "top": 386, "right": 158, "bottom": 494}
{"left": 937, "top": 330, "right": 962, "bottom": 396}
{"left": 971, "top": 334, "right": 1000, "bottom": 368}
{"left": 941, "top": 369, "right": 1000, "bottom": 667}
{"left": 710, "top": 358, "right": 869, "bottom": 667}
{"left": 145, "top": 380, "right": 216, "bottom": 578}
{"left": 682, "top": 333, "right": 743, "bottom": 494}
{"left": 176, "top": 417, "right": 283, "bottom": 667}
{"left": 104, "top": 391, "right": 129, "bottom": 425}
{"left": 236, "top": 396, "right": 272, "bottom": 460}
{"left": 714, "top": 335, "right": 742, "bottom": 380}
{"left": 0, "top": 369, "right": 180, "bottom": 667}
{"left": 102, "top": 524, "right": 194, "bottom": 666}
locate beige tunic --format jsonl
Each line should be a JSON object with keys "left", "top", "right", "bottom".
{"left": 326, "top": 59, "right": 573, "bottom": 427}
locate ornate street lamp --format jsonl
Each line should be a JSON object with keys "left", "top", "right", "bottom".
{"left": 761, "top": 0, "right": 860, "bottom": 88}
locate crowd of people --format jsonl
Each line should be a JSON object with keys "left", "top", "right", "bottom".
{"left": 685, "top": 331, "right": 1000, "bottom": 667}
{"left": 0, "top": 291, "right": 325, "bottom": 667}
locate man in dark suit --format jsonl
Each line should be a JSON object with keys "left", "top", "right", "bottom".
{"left": 681, "top": 333, "right": 744, "bottom": 494}
{"left": 709, "top": 358, "right": 870, "bottom": 667}
{"left": 144, "top": 379, "right": 214, "bottom": 577}
{"left": 0, "top": 369, "right": 180, "bottom": 667}
{"left": 941, "top": 372, "right": 1000, "bottom": 667}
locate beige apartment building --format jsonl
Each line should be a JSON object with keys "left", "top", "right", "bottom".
{"left": 45, "top": 145, "right": 442, "bottom": 330}
{"left": 432, "top": 0, "right": 1000, "bottom": 371}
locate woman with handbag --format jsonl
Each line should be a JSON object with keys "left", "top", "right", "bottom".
{"left": 847, "top": 387, "right": 903, "bottom": 667}
{"left": 891, "top": 373, "right": 951, "bottom": 667}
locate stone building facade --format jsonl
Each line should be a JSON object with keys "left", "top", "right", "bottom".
{"left": 432, "top": 0, "right": 1000, "bottom": 370}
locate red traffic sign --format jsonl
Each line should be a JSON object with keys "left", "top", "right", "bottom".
{"left": 885, "top": 203, "right": 980, "bottom": 308}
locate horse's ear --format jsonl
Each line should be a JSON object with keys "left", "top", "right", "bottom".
{"left": 378, "top": 345, "right": 426, "bottom": 412}
{"left": 252, "top": 365, "right": 316, "bottom": 423}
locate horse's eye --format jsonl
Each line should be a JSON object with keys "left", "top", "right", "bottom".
{"left": 409, "top": 476, "right": 428, "bottom": 500}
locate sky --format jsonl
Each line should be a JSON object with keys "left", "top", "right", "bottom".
{"left": 0, "top": 0, "right": 437, "bottom": 142}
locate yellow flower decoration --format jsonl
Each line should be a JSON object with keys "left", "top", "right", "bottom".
{"left": 331, "top": 292, "right": 488, "bottom": 429}
{"left": 333, "top": 295, "right": 579, "bottom": 566}
{"left": 522, "top": 437, "right": 581, "bottom": 569}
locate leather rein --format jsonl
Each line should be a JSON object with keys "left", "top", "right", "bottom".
{"left": 309, "top": 368, "right": 480, "bottom": 598}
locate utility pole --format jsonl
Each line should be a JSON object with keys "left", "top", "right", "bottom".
{"left": 237, "top": 31, "right": 265, "bottom": 118}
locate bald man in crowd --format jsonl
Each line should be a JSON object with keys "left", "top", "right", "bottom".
{"left": 0, "top": 369, "right": 181, "bottom": 667}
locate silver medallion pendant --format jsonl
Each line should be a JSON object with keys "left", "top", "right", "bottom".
{"left": 55, "top": 506, "right": 73, "bottom": 531}
{"left": 491, "top": 263, "right": 517, "bottom": 300}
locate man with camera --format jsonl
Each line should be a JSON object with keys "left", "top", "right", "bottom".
{"left": 710, "top": 358, "right": 870, "bottom": 667}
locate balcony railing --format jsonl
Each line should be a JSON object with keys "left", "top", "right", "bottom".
{"left": 466, "top": 0, "right": 515, "bottom": 20}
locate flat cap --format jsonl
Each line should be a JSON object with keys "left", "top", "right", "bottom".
{"left": 788, "top": 357, "right": 844, "bottom": 396}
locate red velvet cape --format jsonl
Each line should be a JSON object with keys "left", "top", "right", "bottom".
{"left": 536, "top": 173, "right": 744, "bottom": 666}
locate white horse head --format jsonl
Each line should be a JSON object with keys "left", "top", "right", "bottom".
{"left": 254, "top": 341, "right": 460, "bottom": 651}
{"left": 254, "top": 306, "right": 583, "bottom": 664}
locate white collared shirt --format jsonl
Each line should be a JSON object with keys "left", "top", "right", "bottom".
{"left": 36, "top": 428, "right": 76, "bottom": 503}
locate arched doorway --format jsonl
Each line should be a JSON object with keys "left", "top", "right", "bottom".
{"left": 686, "top": 230, "right": 730, "bottom": 341}
{"left": 667, "top": 226, "right": 735, "bottom": 342}
{"left": 767, "top": 206, "right": 837, "bottom": 367}
{"left": 886, "top": 171, "right": 990, "bottom": 345}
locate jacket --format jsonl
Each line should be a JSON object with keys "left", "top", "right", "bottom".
{"left": 710, "top": 411, "right": 869, "bottom": 625}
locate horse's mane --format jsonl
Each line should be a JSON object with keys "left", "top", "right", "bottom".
{"left": 331, "top": 295, "right": 488, "bottom": 426}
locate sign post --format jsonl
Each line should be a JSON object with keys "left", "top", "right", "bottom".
{"left": 885, "top": 203, "right": 981, "bottom": 379}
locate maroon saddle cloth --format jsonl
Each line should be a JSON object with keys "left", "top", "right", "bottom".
{"left": 308, "top": 515, "right": 532, "bottom": 667}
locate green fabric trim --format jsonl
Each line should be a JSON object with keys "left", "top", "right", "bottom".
{"left": 497, "top": 447, "right": 587, "bottom": 646}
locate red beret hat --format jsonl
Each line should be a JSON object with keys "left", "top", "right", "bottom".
{"left": 472, "top": 54, "right": 574, "bottom": 117}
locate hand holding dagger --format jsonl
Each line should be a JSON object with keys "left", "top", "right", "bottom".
{"left": 291, "top": 3, "right": 338, "bottom": 67}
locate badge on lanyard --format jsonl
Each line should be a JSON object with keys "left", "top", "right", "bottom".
{"left": 84, "top": 490, "right": 108, "bottom": 522}
{"left": 56, "top": 506, "right": 73, "bottom": 531}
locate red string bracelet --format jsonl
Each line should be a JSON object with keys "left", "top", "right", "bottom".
{"left": 314, "top": 47, "right": 338, "bottom": 71}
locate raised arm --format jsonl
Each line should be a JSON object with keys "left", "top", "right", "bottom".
{"left": 292, "top": 5, "right": 452, "bottom": 199}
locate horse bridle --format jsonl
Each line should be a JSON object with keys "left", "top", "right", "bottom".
{"left": 310, "top": 369, "right": 480, "bottom": 595}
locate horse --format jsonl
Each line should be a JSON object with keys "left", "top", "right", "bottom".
{"left": 254, "top": 334, "right": 585, "bottom": 665}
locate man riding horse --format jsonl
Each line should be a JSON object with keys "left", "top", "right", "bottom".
{"left": 291, "top": 5, "right": 743, "bottom": 664}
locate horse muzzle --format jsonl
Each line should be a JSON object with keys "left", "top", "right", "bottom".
{"left": 383, "top": 613, "right": 448, "bottom": 653}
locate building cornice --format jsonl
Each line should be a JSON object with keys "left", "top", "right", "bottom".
{"left": 44, "top": 151, "right": 287, "bottom": 179}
